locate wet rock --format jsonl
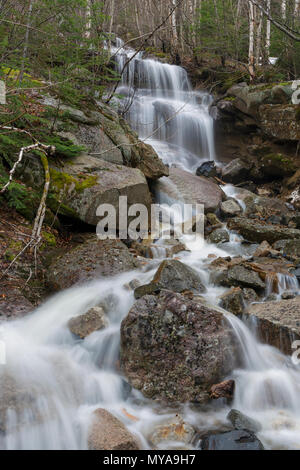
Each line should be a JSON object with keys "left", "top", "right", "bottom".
{"left": 135, "top": 259, "right": 205, "bottom": 299}
{"left": 47, "top": 237, "right": 138, "bottom": 291}
{"left": 68, "top": 307, "right": 108, "bottom": 339}
{"left": 210, "top": 379, "right": 235, "bottom": 400}
{"left": 196, "top": 161, "right": 217, "bottom": 178}
{"left": 226, "top": 265, "right": 265, "bottom": 290}
{"left": 208, "top": 228, "right": 229, "bottom": 244}
{"left": 220, "top": 199, "right": 242, "bottom": 218}
{"left": 156, "top": 167, "right": 224, "bottom": 213}
{"left": 0, "top": 289, "right": 33, "bottom": 321}
{"left": 200, "top": 429, "right": 264, "bottom": 450}
{"left": 246, "top": 297, "right": 300, "bottom": 354}
{"left": 273, "top": 239, "right": 300, "bottom": 258}
{"left": 131, "top": 238, "right": 186, "bottom": 259}
{"left": 227, "top": 409, "right": 262, "bottom": 433}
{"left": 120, "top": 290, "right": 238, "bottom": 403}
{"left": 149, "top": 415, "right": 195, "bottom": 446}
{"left": 151, "top": 259, "right": 205, "bottom": 294}
{"left": 242, "top": 288, "right": 259, "bottom": 303}
{"left": 281, "top": 292, "right": 296, "bottom": 300}
{"left": 222, "top": 158, "right": 252, "bottom": 184}
{"left": 254, "top": 240, "right": 273, "bottom": 257}
{"left": 228, "top": 217, "right": 300, "bottom": 244}
{"left": 88, "top": 408, "right": 140, "bottom": 450}
{"left": 219, "top": 287, "right": 245, "bottom": 315}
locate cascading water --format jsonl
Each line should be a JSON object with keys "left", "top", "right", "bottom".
{"left": 111, "top": 38, "right": 216, "bottom": 172}
{"left": 2, "top": 39, "right": 300, "bottom": 450}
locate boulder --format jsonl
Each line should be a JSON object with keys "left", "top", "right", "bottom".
{"left": 134, "top": 259, "right": 205, "bottom": 299}
{"left": 210, "top": 379, "right": 235, "bottom": 400}
{"left": 224, "top": 265, "right": 265, "bottom": 291}
{"left": 88, "top": 408, "right": 140, "bottom": 450}
{"left": 120, "top": 290, "right": 238, "bottom": 403}
{"left": 48, "top": 155, "right": 152, "bottom": 227}
{"left": 200, "top": 429, "right": 264, "bottom": 450}
{"left": 273, "top": 239, "right": 300, "bottom": 258}
{"left": 68, "top": 307, "right": 108, "bottom": 339}
{"left": 155, "top": 167, "right": 224, "bottom": 213}
{"left": 219, "top": 287, "right": 245, "bottom": 315}
{"left": 43, "top": 96, "right": 168, "bottom": 179}
{"left": 259, "top": 104, "right": 300, "bottom": 141}
{"left": 208, "top": 228, "right": 229, "bottom": 244}
{"left": 149, "top": 415, "right": 195, "bottom": 446}
{"left": 227, "top": 409, "right": 262, "bottom": 433}
{"left": 246, "top": 297, "right": 300, "bottom": 355}
{"left": 221, "top": 158, "right": 252, "bottom": 184}
{"left": 220, "top": 199, "right": 242, "bottom": 217}
{"left": 196, "top": 161, "right": 217, "bottom": 178}
{"left": 228, "top": 217, "right": 300, "bottom": 244}
{"left": 47, "top": 237, "right": 138, "bottom": 291}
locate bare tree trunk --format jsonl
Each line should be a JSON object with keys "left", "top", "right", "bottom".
{"left": 281, "top": 0, "right": 287, "bottom": 20}
{"left": 265, "top": 0, "right": 271, "bottom": 62}
{"left": 255, "top": 7, "right": 263, "bottom": 65}
{"left": 84, "top": 0, "right": 92, "bottom": 40}
{"left": 19, "top": 0, "right": 34, "bottom": 84}
{"left": 108, "top": 0, "right": 115, "bottom": 50}
{"left": 248, "top": 0, "right": 255, "bottom": 81}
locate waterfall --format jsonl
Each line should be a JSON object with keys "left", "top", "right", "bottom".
{"left": 2, "top": 37, "right": 300, "bottom": 450}
{"left": 112, "top": 40, "right": 216, "bottom": 171}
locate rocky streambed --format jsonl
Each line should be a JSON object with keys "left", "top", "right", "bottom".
{"left": 1, "top": 39, "right": 300, "bottom": 451}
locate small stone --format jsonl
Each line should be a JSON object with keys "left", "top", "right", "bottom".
{"left": 88, "top": 408, "right": 140, "bottom": 450}
{"left": 68, "top": 307, "right": 108, "bottom": 339}
{"left": 227, "top": 409, "right": 262, "bottom": 433}
{"left": 149, "top": 415, "right": 195, "bottom": 446}
{"left": 220, "top": 199, "right": 242, "bottom": 218}
{"left": 208, "top": 228, "right": 230, "bottom": 244}
{"left": 210, "top": 379, "right": 235, "bottom": 400}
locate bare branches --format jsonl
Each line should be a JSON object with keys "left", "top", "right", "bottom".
{"left": 249, "top": 0, "right": 300, "bottom": 41}
{"left": 105, "top": 0, "right": 184, "bottom": 104}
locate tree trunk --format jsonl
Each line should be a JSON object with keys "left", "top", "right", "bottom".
{"left": 248, "top": 1, "right": 255, "bottom": 81}
{"left": 265, "top": 0, "right": 271, "bottom": 63}
{"left": 19, "top": 0, "right": 34, "bottom": 84}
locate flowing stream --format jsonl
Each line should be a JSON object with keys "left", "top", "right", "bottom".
{"left": 1, "top": 40, "right": 300, "bottom": 450}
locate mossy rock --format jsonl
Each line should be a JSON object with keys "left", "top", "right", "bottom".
{"left": 260, "top": 153, "right": 296, "bottom": 178}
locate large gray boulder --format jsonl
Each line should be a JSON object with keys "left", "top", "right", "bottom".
{"left": 47, "top": 237, "right": 138, "bottom": 291}
{"left": 120, "top": 290, "right": 238, "bottom": 403}
{"left": 49, "top": 155, "right": 152, "bottom": 227}
{"left": 155, "top": 167, "right": 224, "bottom": 213}
{"left": 246, "top": 297, "right": 300, "bottom": 355}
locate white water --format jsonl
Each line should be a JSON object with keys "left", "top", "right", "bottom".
{"left": 1, "top": 39, "right": 300, "bottom": 450}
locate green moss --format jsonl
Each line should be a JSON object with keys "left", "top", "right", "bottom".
{"left": 41, "top": 231, "right": 56, "bottom": 247}
{"left": 49, "top": 168, "right": 98, "bottom": 193}
{"left": 262, "top": 153, "right": 296, "bottom": 173}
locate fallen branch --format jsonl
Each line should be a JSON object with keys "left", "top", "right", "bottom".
{"left": 0, "top": 126, "right": 55, "bottom": 253}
